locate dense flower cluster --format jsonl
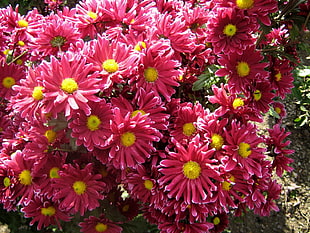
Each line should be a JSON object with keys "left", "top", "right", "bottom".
{"left": 0, "top": 0, "right": 298, "bottom": 232}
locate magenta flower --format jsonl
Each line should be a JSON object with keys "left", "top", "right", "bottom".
{"left": 105, "top": 108, "right": 161, "bottom": 169}
{"left": 222, "top": 121, "right": 266, "bottom": 178}
{"left": 207, "top": 7, "right": 256, "bottom": 54}
{"left": 79, "top": 214, "right": 122, "bottom": 233}
{"left": 69, "top": 100, "right": 113, "bottom": 151}
{"left": 21, "top": 196, "right": 71, "bottom": 230}
{"left": 40, "top": 53, "right": 101, "bottom": 118}
{"left": 159, "top": 136, "right": 221, "bottom": 204}
{"left": 216, "top": 46, "right": 269, "bottom": 93}
{"left": 52, "top": 163, "right": 105, "bottom": 216}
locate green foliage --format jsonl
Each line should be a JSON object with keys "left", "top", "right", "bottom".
{"left": 291, "top": 67, "right": 310, "bottom": 127}
{"left": 192, "top": 65, "right": 224, "bottom": 92}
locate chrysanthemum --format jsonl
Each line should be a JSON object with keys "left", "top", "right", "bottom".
{"left": 69, "top": 100, "right": 113, "bottom": 151}
{"left": 105, "top": 108, "right": 161, "bottom": 169}
{"left": 5, "top": 150, "right": 37, "bottom": 205}
{"left": 84, "top": 35, "right": 139, "bottom": 90}
{"left": 253, "top": 180, "right": 281, "bottom": 216}
{"left": 159, "top": 136, "right": 221, "bottom": 204}
{"left": 265, "top": 124, "right": 294, "bottom": 177}
{"left": 209, "top": 212, "right": 229, "bottom": 233}
{"left": 246, "top": 80, "right": 275, "bottom": 113}
{"left": 10, "top": 66, "right": 46, "bottom": 121}
{"left": 130, "top": 48, "right": 181, "bottom": 101}
{"left": 152, "top": 12, "right": 196, "bottom": 54}
{"left": 215, "top": 167, "right": 251, "bottom": 213}
{"left": 79, "top": 214, "right": 122, "bottom": 233}
{"left": 170, "top": 102, "right": 205, "bottom": 144}
{"left": 222, "top": 121, "right": 266, "bottom": 178}
{"left": 271, "top": 101, "right": 287, "bottom": 120}
{"left": 216, "top": 0, "right": 278, "bottom": 26}
{"left": 268, "top": 57, "right": 294, "bottom": 99}
{"left": 29, "top": 15, "right": 81, "bottom": 57}
{"left": 0, "top": 58, "right": 25, "bottom": 100}
{"left": 207, "top": 7, "right": 256, "bottom": 54}
{"left": 216, "top": 46, "right": 269, "bottom": 93}
{"left": 111, "top": 88, "right": 169, "bottom": 131}
{"left": 21, "top": 196, "right": 71, "bottom": 230}
{"left": 197, "top": 117, "right": 228, "bottom": 160}
{"left": 52, "top": 163, "right": 105, "bottom": 216}
{"left": 40, "top": 53, "right": 101, "bottom": 118}
{"left": 0, "top": 161, "right": 17, "bottom": 210}
{"left": 125, "top": 164, "right": 158, "bottom": 204}
{"left": 208, "top": 84, "right": 263, "bottom": 123}
{"left": 32, "top": 152, "right": 66, "bottom": 198}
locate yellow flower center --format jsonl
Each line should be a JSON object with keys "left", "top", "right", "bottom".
{"left": 87, "top": 11, "right": 98, "bottom": 19}
{"left": 223, "top": 24, "right": 237, "bottom": 37}
{"left": 17, "top": 19, "right": 28, "bottom": 27}
{"left": 232, "top": 98, "right": 244, "bottom": 109}
{"left": 45, "top": 130, "right": 57, "bottom": 143}
{"left": 236, "top": 0, "right": 254, "bottom": 9}
{"left": 222, "top": 181, "right": 233, "bottom": 191}
{"left": 87, "top": 115, "right": 101, "bottom": 131}
{"left": 238, "top": 142, "right": 252, "bottom": 158}
{"left": 183, "top": 161, "right": 201, "bottom": 180}
{"left": 144, "top": 179, "right": 154, "bottom": 190}
{"left": 95, "top": 223, "right": 108, "bottom": 232}
{"left": 2, "top": 77, "right": 15, "bottom": 89}
{"left": 18, "top": 41, "right": 25, "bottom": 46}
{"left": 144, "top": 67, "right": 158, "bottom": 82}
{"left": 236, "top": 61, "right": 250, "bottom": 77}
{"left": 134, "top": 41, "right": 147, "bottom": 51}
{"left": 121, "top": 132, "right": 136, "bottom": 147}
{"left": 72, "top": 181, "right": 87, "bottom": 195}
{"left": 213, "top": 217, "right": 221, "bottom": 225}
{"left": 61, "top": 78, "right": 78, "bottom": 94}
{"left": 49, "top": 167, "right": 60, "bottom": 178}
{"left": 102, "top": 59, "right": 119, "bottom": 73}
{"left": 253, "top": 90, "right": 262, "bottom": 101}
{"left": 41, "top": 206, "right": 56, "bottom": 216}
{"left": 3, "top": 177, "right": 11, "bottom": 187}
{"left": 32, "top": 86, "right": 44, "bottom": 100}
{"left": 275, "top": 71, "right": 282, "bottom": 81}
{"left": 19, "top": 170, "right": 32, "bottom": 186}
{"left": 131, "top": 109, "right": 146, "bottom": 118}
{"left": 210, "top": 133, "right": 224, "bottom": 150}
{"left": 182, "top": 122, "right": 196, "bottom": 137}
{"left": 275, "top": 107, "right": 281, "bottom": 114}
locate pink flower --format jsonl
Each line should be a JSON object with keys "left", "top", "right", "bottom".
{"left": 266, "top": 124, "right": 294, "bottom": 177}
{"left": 159, "top": 136, "right": 221, "bottom": 204}
{"left": 41, "top": 53, "right": 101, "bottom": 118}
{"left": 130, "top": 47, "right": 181, "bottom": 101}
{"left": 84, "top": 35, "right": 139, "bottom": 90}
{"left": 269, "top": 57, "right": 294, "bottom": 99}
{"left": 0, "top": 58, "right": 25, "bottom": 100}
{"left": 105, "top": 108, "right": 161, "bottom": 169}
{"left": 207, "top": 7, "right": 256, "bottom": 54}
{"left": 52, "top": 163, "right": 105, "bottom": 216}
{"left": 216, "top": 46, "right": 269, "bottom": 93}
{"left": 79, "top": 214, "right": 122, "bottom": 233}
{"left": 29, "top": 15, "right": 81, "bottom": 57}
{"left": 69, "top": 100, "right": 113, "bottom": 151}
{"left": 21, "top": 195, "right": 71, "bottom": 230}
{"left": 222, "top": 121, "right": 266, "bottom": 178}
